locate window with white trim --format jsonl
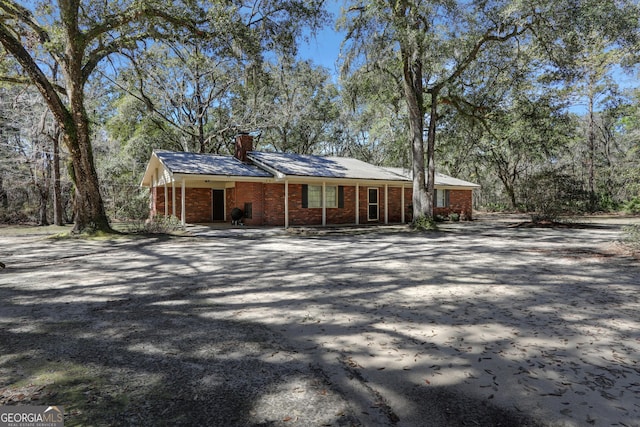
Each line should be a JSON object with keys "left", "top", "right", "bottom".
{"left": 324, "top": 186, "right": 338, "bottom": 208}
{"left": 307, "top": 185, "right": 322, "bottom": 208}
{"left": 305, "top": 185, "right": 338, "bottom": 208}
{"left": 436, "top": 189, "right": 450, "bottom": 208}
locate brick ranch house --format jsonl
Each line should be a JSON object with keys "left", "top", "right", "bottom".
{"left": 140, "top": 134, "right": 480, "bottom": 227}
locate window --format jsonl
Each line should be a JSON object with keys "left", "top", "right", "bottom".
{"left": 436, "top": 189, "right": 450, "bottom": 208}
{"left": 302, "top": 185, "right": 342, "bottom": 208}
{"left": 325, "top": 186, "right": 338, "bottom": 208}
{"left": 307, "top": 185, "right": 322, "bottom": 208}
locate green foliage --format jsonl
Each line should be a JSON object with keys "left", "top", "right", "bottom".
{"left": 624, "top": 197, "right": 640, "bottom": 214}
{"left": 411, "top": 215, "right": 438, "bottom": 231}
{"left": 623, "top": 224, "right": 640, "bottom": 250}
{"left": 249, "top": 58, "right": 340, "bottom": 154}
{"left": 596, "top": 193, "right": 621, "bottom": 213}
{"left": 482, "top": 202, "right": 510, "bottom": 212}
{"left": 520, "top": 169, "right": 590, "bottom": 222}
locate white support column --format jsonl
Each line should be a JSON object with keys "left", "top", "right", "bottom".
{"left": 181, "top": 178, "right": 186, "bottom": 226}
{"left": 151, "top": 176, "right": 157, "bottom": 215}
{"left": 172, "top": 180, "right": 176, "bottom": 217}
{"left": 401, "top": 185, "right": 405, "bottom": 223}
{"left": 164, "top": 181, "right": 168, "bottom": 217}
{"left": 152, "top": 168, "right": 158, "bottom": 216}
{"left": 355, "top": 183, "right": 360, "bottom": 225}
{"left": 322, "top": 181, "right": 327, "bottom": 226}
{"left": 384, "top": 184, "right": 389, "bottom": 224}
{"left": 284, "top": 180, "right": 289, "bottom": 229}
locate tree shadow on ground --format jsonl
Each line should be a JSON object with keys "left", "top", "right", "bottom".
{"left": 0, "top": 222, "right": 638, "bottom": 426}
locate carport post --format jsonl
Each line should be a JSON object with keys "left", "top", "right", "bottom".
{"left": 401, "top": 185, "right": 405, "bottom": 223}
{"left": 172, "top": 180, "right": 176, "bottom": 217}
{"left": 384, "top": 184, "right": 388, "bottom": 224}
{"left": 181, "top": 178, "right": 186, "bottom": 226}
{"left": 284, "top": 180, "right": 289, "bottom": 228}
{"left": 152, "top": 168, "right": 158, "bottom": 215}
{"left": 164, "top": 181, "right": 168, "bottom": 217}
{"left": 322, "top": 181, "right": 327, "bottom": 226}
{"left": 355, "top": 183, "right": 359, "bottom": 225}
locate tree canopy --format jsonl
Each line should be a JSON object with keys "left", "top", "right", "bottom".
{"left": 1, "top": 0, "right": 639, "bottom": 228}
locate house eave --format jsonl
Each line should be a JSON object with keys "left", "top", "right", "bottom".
{"left": 146, "top": 173, "right": 277, "bottom": 186}
{"left": 140, "top": 152, "right": 174, "bottom": 187}
{"left": 246, "top": 153, "right": 287, "bottom": 180}
{"left": 285, "top": 176, "right": 411, "bottom": 186}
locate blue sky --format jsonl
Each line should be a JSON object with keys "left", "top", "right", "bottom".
{"left": 298, "top": 0, "right": 346, "bottom": 77}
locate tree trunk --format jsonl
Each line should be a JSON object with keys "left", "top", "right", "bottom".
{"left": 401, "top": 46, "right": 429, "bottom": 220}
{"left": 53, "top": 130, "right": 64, "bottom": 226}
{"left": 425, "top": 91, "right": 438, "bottom": 217}
{"left": 0, "top": 175, "right": 8, "bottom": 209}
{"left": 65, "top": 121, "right": 111, "bottom": 234}
{"left": 63, "top": 79, "right": 111, "bottom": 233}
{"left": 0, "top": 11, "right": 112, "bottom": 234}
{"left": 62, "top": 22, "right": 112, "bottom": 234}
{"left": 587, "top": 92, "right": 597, "bottom": 211}
{"left": 37, "top": 152, "right": 51, "bottom": 226}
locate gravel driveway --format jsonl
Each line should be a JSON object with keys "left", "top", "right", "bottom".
{"left": 1, "top": 215, "right": 639, "bottom": 426}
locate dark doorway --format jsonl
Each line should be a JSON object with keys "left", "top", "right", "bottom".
{"left": 212, "top": 190, "right": 225, "bottom": 221}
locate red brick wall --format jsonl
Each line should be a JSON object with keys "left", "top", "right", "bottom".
{"left": 387, "top": 187, "right": 403, "bottom": 223}
{"left": 287, "top": 183, "right": 322, "bottom": 226}
{"left": 329, "top": 185, "right": 356, "bottom": 224}
{"left": 153, "top": 187, "right": 212, "bottom": 222}
{"left": 264, "top": 183, "right": 285, "bottom": 226}
{"left": 433, "top": 189, "right": 473, "bottom": 220}
{"left": 151, "top": 183, "right": 473, "bottom": 224}
{"left": 404, "top": 187, "right": 413, "bottom": 222}
{"left": 228, "top": 182, "right": 265, "bottom": 226}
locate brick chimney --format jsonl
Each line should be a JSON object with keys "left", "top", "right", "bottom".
{"left": 234, "top": 133, "right": 253, "bottom": 163}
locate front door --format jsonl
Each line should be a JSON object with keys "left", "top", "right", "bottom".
{"left": 368, "top": 188, "right": 379, "bottom": 221}
{"left": 212, "top": 189, "right": 225, "bottom": 221}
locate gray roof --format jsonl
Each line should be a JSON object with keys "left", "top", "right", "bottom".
{"left": 148, "top": 150, "right": 478, "bottom": 188}
{"left": 383, "top": 167, "right": 480, "bottom": 188}
{"left": 155, "top": 150, "right": 272, "bottom": 177}
{"left": 248, "top": 152, "right": 409, "bottom": 181}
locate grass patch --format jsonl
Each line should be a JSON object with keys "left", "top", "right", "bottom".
{"left": 0, "top": 357, "right": 130, "bottom": 426}
{"left": 0, "top": 356, "right": 175, "bottom": 426}
{"left": 411, "top": 215, "right": 439, "bottom": 231}
{"left": 0, "top": 224, "right": 73, "bottom": 237}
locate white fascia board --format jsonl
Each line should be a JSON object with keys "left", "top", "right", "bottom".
{"left": 172, "top": 173, "right": 275, "bottom": 184}
{"left": 434, "top": 184, "right": 481, "bottom": 190}
{"left": 141, "top": 154, "right": 178, "bottom": 187}
{"left": 246, "top": 154, "right": 287, "bottom": 180}
{"left": 140, "top": 154, "right": 158, "bottom": 187}
{"left": 285, "top": 176, "right": 410, "bottom": 187}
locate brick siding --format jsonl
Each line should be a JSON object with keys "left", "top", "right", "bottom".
{"left": 152, "top": 183, "right": 473, "bottom": 225}
{"left": 433, "top": 189, "right": 473, "bottom": 220}
{"left": 153, "top": 187, "right": 213, "bottom": 223}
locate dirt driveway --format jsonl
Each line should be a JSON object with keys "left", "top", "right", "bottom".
{"left": 1, "top": 215, "right": 639, "bottom": 426}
